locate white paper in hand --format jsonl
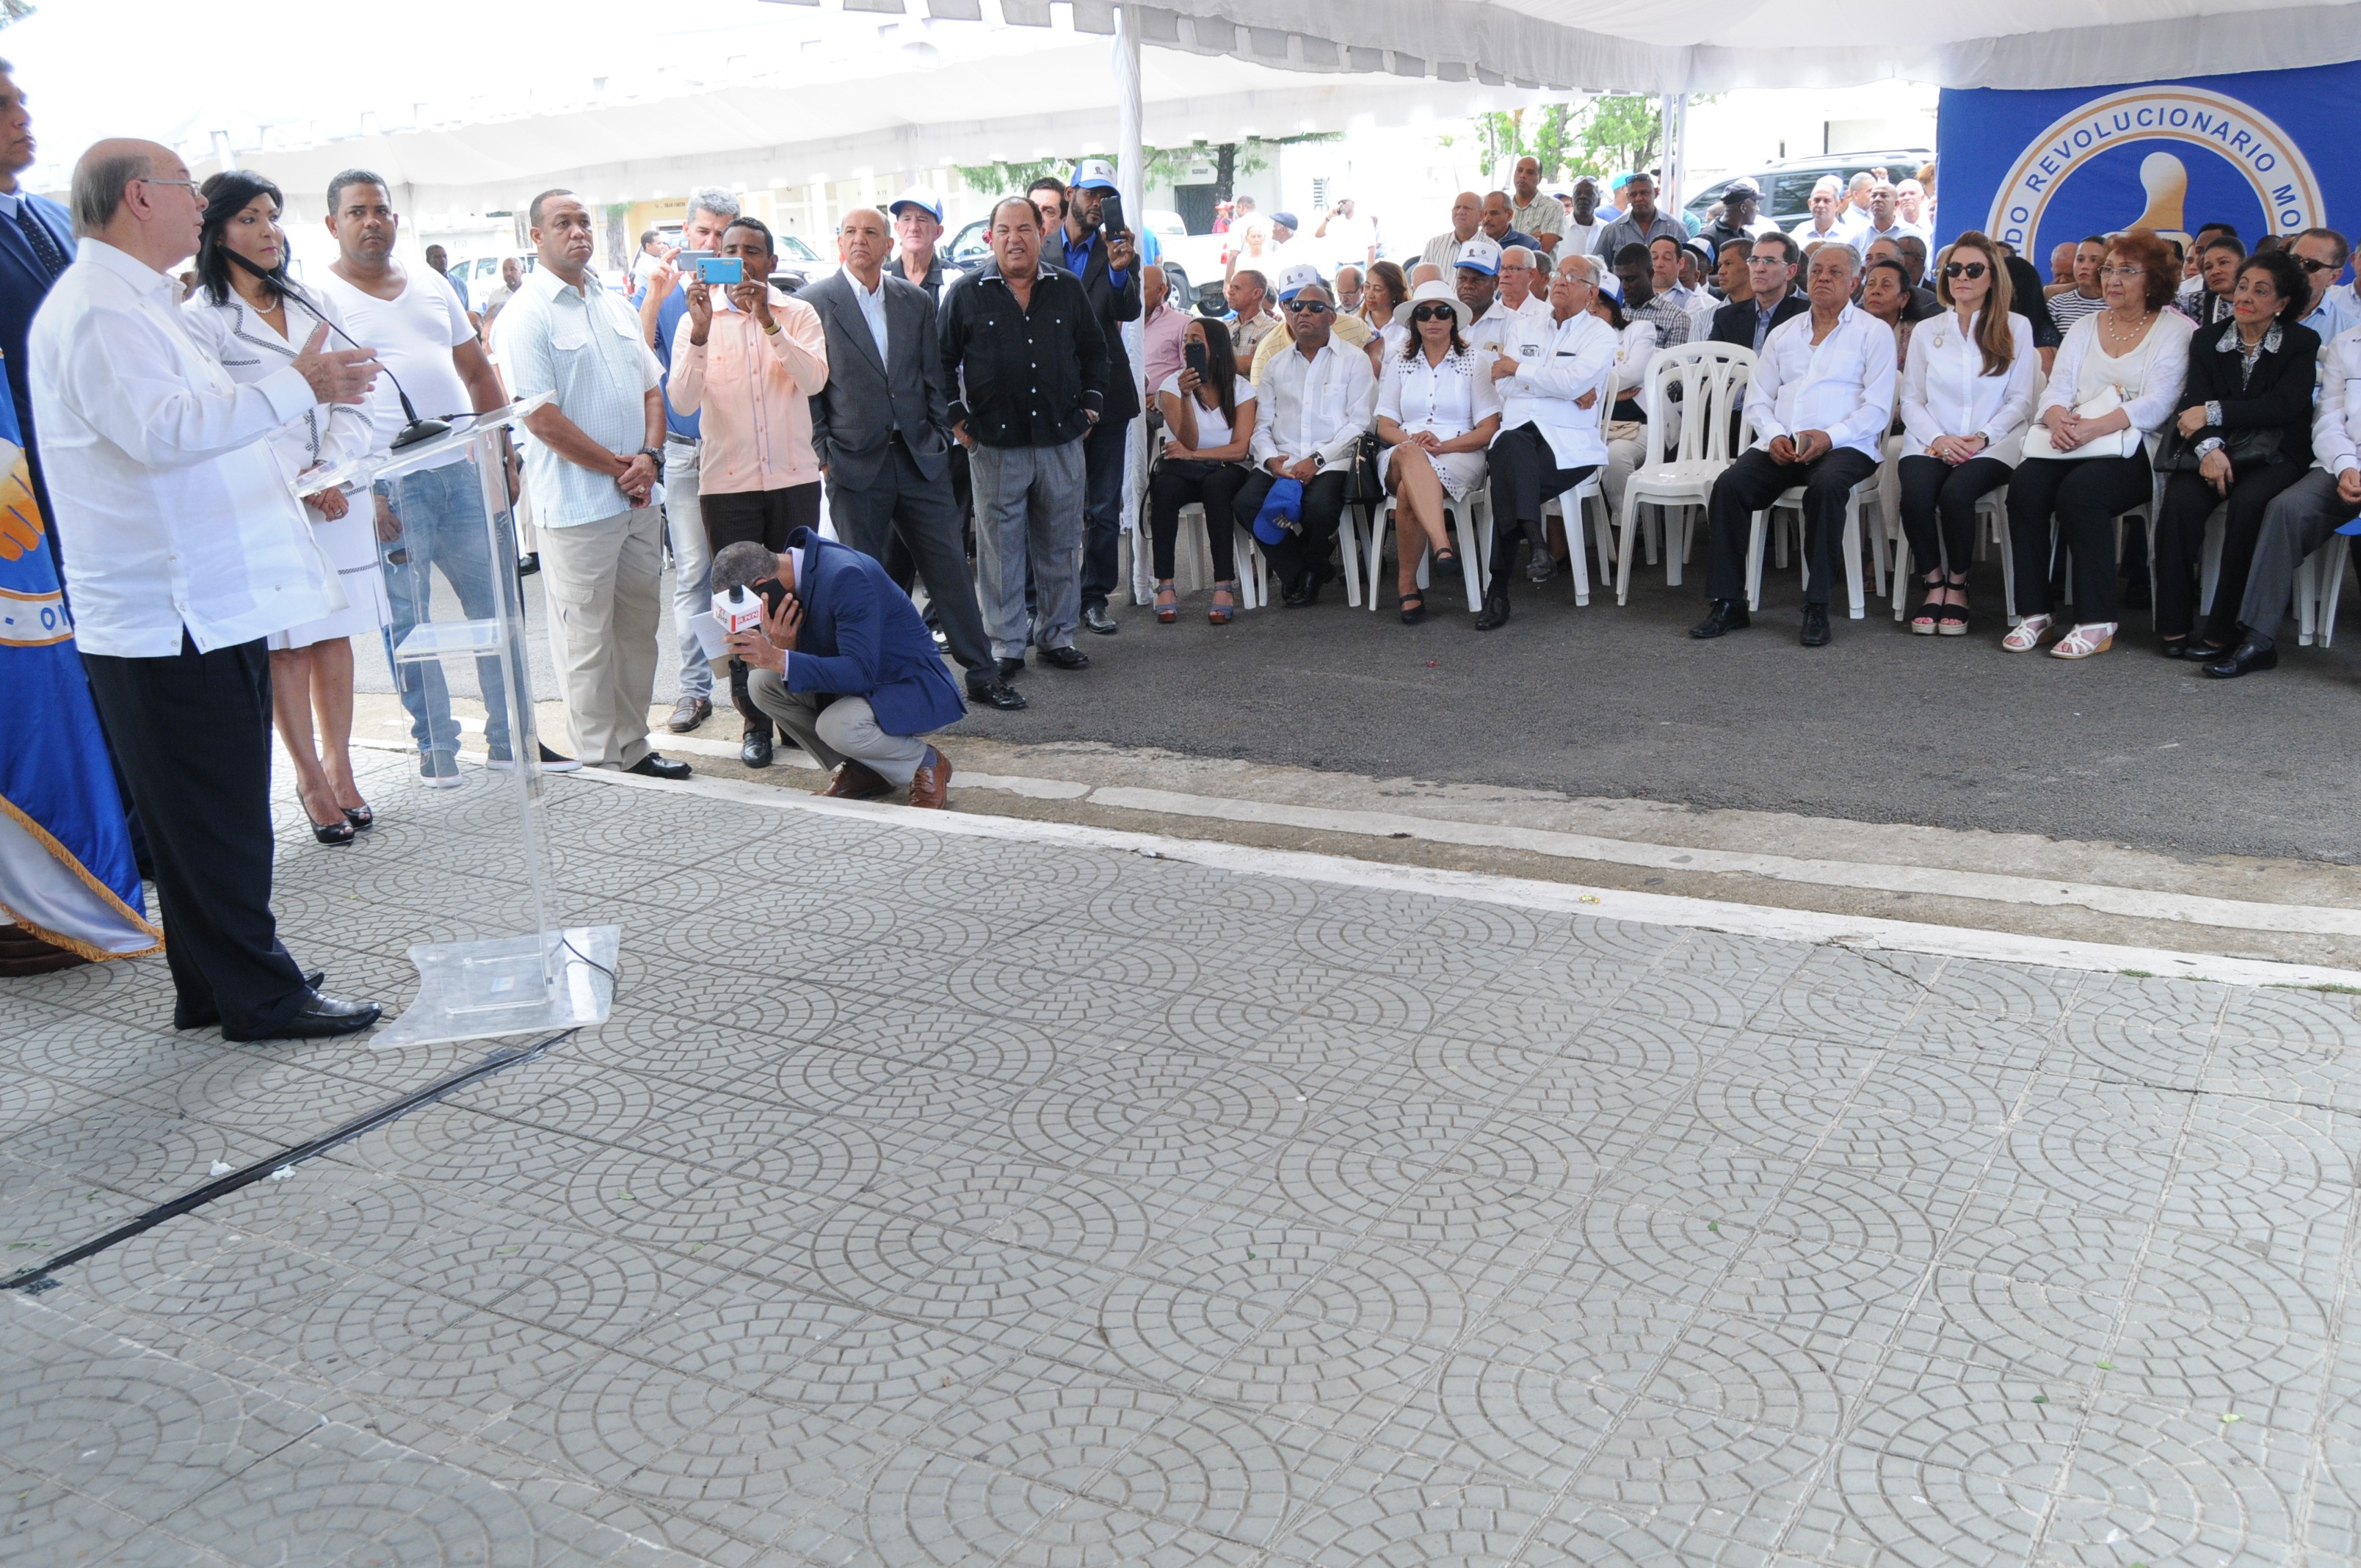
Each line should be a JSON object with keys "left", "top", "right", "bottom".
{"left": 685, "top": 611, "right": 731, "bottom": 662}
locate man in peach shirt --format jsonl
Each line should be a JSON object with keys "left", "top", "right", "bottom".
{"left": 666, "top": 215, "right": 829, "bottom": 766}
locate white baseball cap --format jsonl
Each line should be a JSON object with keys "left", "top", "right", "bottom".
{"left": 1070, "top": 159, "right": 1119, "bottom": 192}
{"left": 1275, "top": 262, "right": 1327, "bottom": 302}
{"left": 1455, "top": 236, "right": 1502, "bottom": 276}
{"left": 888, "top": 186, "right": 944, "bottom": 222}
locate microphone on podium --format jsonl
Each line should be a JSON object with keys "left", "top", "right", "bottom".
{"left": 222, "top": 250, "right": 451, "bottom": 449}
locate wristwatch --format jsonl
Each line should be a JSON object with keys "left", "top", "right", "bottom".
{"left": 635, "top": 446, "right": 661, "bottom": 465}
{"left": 1310, "top": 453, "right": 1327, "bottom": 471}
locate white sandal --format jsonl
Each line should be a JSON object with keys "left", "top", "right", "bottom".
{"left": 2048, "top": 622, "right": 2116, "bottom": 660}
{"left": 2001, "top": 614, "right": 2052, "bottom": 653}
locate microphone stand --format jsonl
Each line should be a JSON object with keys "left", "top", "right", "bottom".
{"left": 222, "top": 249, "right": 450, "bottom": 449}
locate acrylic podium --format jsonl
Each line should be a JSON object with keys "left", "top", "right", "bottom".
{"left": 332, "top": 395, "right": 618, "bottom": 1050}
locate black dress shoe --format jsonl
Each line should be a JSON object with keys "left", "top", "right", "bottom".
{"left": 740, "top": 730, "right": 774, "bottom": 769}
{"left": 2202, "top": 639, "right": 2277, "bottom": 678}
{"left": 2183, "top": 640, "right": 2230, "bottom": 664}
{"left": 1040, "top": 645, "right": 1089, "bottom": 670}
{"left": 968, "top": 680, "right": 1028, "bottom": 711}
{"left": 626, "top": 752, "right": 694, "bottom": 780}
{"left": 996, "top": 656, "right": 1025, "bottom": 680}
{"left": 1081, "top": 604, "right": 1120, "bottom": 635}
{"left": 1473, "top": 587, "right": 1512, "bottom": 631}
{"left": 1800, "top": 604, "right": 1832, "bottom": 647}
{"left": 1283, "top": 579, "right": 1321, "bottom": 609}
{"left": 302, "top": 968, "right": 323, "bottom": 991}
{"left": 174, "top": 973, "right": 324, "bottom": 1029}
{"left": 225, "top": 991, "right": 382, "bottom": 1042}
{"left": 1688, "top": 600, "right": 1750, "bottom": 639}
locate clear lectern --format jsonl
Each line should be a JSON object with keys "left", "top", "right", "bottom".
{"left": 336, "top": 396, "right": 618, "bottom": 1050}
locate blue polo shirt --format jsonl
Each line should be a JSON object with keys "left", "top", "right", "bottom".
{"left": 652, "top": 283, "right": 700, "bottom": 440}
{"left": 1062, "top": 227, "right": 1130, "bottom": 291}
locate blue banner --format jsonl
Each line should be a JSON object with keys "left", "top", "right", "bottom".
{"left": 1937, "top": 64, "right": 2355, "bottom": 262}
{"left": 0, "top": 355, "right": 159, "bottom": 961}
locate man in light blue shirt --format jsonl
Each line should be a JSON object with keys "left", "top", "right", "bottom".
{"left": 494, "top": 188, "right": 689, "bottom": 780}
{"left": 2291, "top": 228, "right": 2361, "bottom": 342}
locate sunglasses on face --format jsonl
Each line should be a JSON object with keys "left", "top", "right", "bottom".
{"left": 1410, "top": 303, "right": 1454, "bottom": 322}
{"left": 1285, "top": 299, "right": 1332, "bottom": 314}
{"left": 2297, "top": 256, "right": 2338, "bottom": 273}
{"left": 1942, "top": 261, "right": 1988, "bottom": 280}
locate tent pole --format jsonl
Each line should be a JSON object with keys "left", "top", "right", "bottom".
{"left": 1661, "top": 92, "right": 1688, "bottom": 226}
{"left": 1115, "top": 4, "right": 1149, "bottom": 605}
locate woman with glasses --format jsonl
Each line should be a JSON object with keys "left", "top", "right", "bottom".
{"left": 1147, "top": 316, "right": 1257, "bottom": 625}
{"left": 182, "top": 170, "right": 384, "bottom": 845}
{"left": 1378, "top": 280, "right": 1501, "bottom": 623}
{"left": 2151, "top": 249, "right": 2318, "bottom": 659}
{"left": 1896, "top": 232, "right": 2037, "bottom": 634}
{"left": 2003, "top": 231, "right": 2194, "bottom": 659}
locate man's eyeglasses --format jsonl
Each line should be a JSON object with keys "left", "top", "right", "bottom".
{"left": 2296, "top": 256, "right": 2339, "bottom": 274}
{"left": 136, "top": 177, "right": 201, "bottom": 193}
{"left": 1942, "top": 261, "right": 1989, "bottom": 280}
{"left": 1284, "top": 299, "right": 1332, "bottom": 315}
{"left": 1410, "top": 303, "right": 1455, "bottom": 322}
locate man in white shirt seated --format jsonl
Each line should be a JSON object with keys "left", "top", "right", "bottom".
{"left": 1859, "top": 180, "right": 1925, "bottom": 253}
{"left": 35, "top": 139, "right": 385, "bottom": 1040}
{"left": 1477, "top": 253, "right": 1619, "bottom": 628}
{"left": 1496, "top": 245, "right": 1546, "bottom": 317}
{"left": 1691, "top": 242, "right": 1896, "bottom": 647}
{"left": 1228, "top": 269, "right": 1377, "bottom": 606}
{"left": 1790, "top": 177, "right": 1857, "bottom": 255}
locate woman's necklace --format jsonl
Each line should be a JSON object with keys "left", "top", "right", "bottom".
{"left": 2100, "top": 308, "right": 2154, "bottom": 351}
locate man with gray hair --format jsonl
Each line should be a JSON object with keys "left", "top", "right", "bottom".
{"left": 635, "top": 184, "right": 740, "bottom": 736}
{"left": 36, "top": 138, "right": 385, "bottom": 1038}
{"left": 1790, "top": 177, "right": 1856, "bottom": 254}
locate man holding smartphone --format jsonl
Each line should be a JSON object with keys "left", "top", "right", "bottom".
{"left": 1059, "top": 159, "right": 1142, "bottom": 636}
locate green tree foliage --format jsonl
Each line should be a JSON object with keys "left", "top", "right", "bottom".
{"left": 1454, "top": 96, "right": 1669, "bottom": 184}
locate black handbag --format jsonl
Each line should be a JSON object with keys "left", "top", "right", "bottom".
{"left": 2155, "top": 419, "right": 2284, "bottom": 473}
{"left": 1341, "top": 430, "right": 1385, "bottom": 506}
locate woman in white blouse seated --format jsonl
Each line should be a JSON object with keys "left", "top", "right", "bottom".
{"left": 182, "top": 170, "right": 385, "bottom": 845}
{"left": 1147, "top": 316, "right": 1258, "bottom": 624}
{"left": 2003, "top": 231, "right": 2194, "bottom": 658}
{"left": 1896, "top": 231, "right": 2037, "bottom": 634}
{"left": 1591, "top": 275, "right": 1658, "bottom": 423}
{"left": 1357, "top": 261, "right": 1410, "bottom": 373}
{"left": 1378, "top": 279, "right": 1503, "bottom": 623}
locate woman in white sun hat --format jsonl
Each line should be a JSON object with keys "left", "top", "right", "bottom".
{"left": 1377, "top": 277, "right": 1503, "bottom": 623}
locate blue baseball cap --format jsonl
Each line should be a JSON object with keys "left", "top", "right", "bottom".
{"left": 1070, "top": 159, "right": 1119, "bottom": 192}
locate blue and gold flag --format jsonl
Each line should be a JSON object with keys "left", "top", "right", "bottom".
{"left": 0, "top": 363, "right": 161, "bottom": 960}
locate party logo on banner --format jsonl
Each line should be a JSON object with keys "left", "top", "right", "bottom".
{"left": 1939, "top": 65, "right": 2351, "bottom": 264}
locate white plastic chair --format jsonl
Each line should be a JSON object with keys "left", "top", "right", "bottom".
{"left": 1150, "top": 424, "right": 1269, "bottom": 610}
{"left": 2296, "top": 533, "right": 2350, "bottom": 647}
{"left": 1616, "top": 342, "right": 1755, "bottom": 604}
{"left": 1745, "top": 472, "right": 1880, "bottom": 618}
{"left": 1539, "top": 391, "right": 1621, "bottom": 606}
{"left": 1363, "top": 490, "right": 1489, "bottom": 610}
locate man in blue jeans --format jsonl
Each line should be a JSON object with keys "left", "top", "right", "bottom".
{"left": 375, "top": 460, "right": 519, "bottom": 783}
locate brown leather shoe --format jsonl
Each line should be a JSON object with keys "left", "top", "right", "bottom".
{"left": 907, "top": 746, "right": 951, "bottom": 809}
{"left": 819, "top": 761, "right": 892, "bottom": 799}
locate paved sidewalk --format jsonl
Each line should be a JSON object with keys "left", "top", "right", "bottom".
{"left": 1, "top": 754, "right": 2356, "bottom": 1566}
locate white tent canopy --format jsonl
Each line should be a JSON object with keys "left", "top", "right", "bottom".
{"left": 17, "top": 0, "right": 2345, "bottom": 214}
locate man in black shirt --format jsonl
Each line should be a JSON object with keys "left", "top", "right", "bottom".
{"left": 939, "top": 197, "right": 1109, "bottom": 676}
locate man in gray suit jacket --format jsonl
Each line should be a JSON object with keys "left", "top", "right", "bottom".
{"left": 804, "top": 208, "right": 1022, "bottom": 711}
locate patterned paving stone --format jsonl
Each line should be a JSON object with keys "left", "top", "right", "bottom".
{"left": 0, "top": 752, "right": 2354, "bottom": 1566}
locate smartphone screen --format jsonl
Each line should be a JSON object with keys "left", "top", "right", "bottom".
{"left": 757, "top": 578, "right": 790, "bottom": 616}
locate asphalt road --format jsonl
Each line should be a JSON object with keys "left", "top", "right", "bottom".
{"left": 360, "top": 534, "right": 2361, "bottom": 865}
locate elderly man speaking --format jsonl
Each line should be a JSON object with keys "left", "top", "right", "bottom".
{"left": 32, "top": 139, "right": 383, "bottom": 1039}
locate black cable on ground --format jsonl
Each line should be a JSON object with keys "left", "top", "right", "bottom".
{"left": 1, "top": 1028, "right": 581, "bottom": 1296}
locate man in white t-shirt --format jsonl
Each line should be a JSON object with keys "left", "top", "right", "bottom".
{"left": 318, "top": 168, "right": 573, "bottom": 785}
{"left": 1559, "top": 178, "right": 1607, "bottom": 262}
{"left": 628, "top": 228, "right": 666, "bottom": 297}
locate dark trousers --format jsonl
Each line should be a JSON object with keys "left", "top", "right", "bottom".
{"left": 702, "top": 481, "right": 822, "bottom": 555}
{"left": 1077, "top": 413, "right": 1132, "bottom": 611}
{"left": 885, "top": 444, "right": 973, "bottom": 604}
{"left": 829, "top": 439, "right": 995, "bottom": 689}
{"left": 81, "top": 634, "right": 305, "bottom": 1035}
{"left": 1233, "top": 468, "right": 1352, "bottom": 594}
{"left": 2006, "top": 451, "right": 2153, "bottom": 623}
{"left": 1896, "top": 454, "right": 2012, "bottom": 578}
{"left": 2238, "top": 467, "right": 2361, "bottom": 640}
{"left": 1485, "top": 424, "right": 1597, "bottom": 593}
{"left": 1147, "top": 460, "right": 1251, "bottom": 580}
{"left": 2153, "top": 458, "right": 2308, "bottom": 643}
{"left": 706, "top": 482, "right": 823, "bottom": 738}
{"left": 1705, "top": 445, "right": 1880, "bottom": 606}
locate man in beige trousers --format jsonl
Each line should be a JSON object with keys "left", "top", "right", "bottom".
{"left": 493, "top": 188, "right": 691, "bottom": 780}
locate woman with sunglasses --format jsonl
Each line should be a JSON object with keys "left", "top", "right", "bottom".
{"left": 1147, "top": 316, "right": 1257, "bottom": 624}
{"left": 182, "top": 170, "right": 385, "bottom": 845}
{"left": 1378, "top": 280, "right": 1502, "bottom": 623}
{"left": 2003, "top": 231, "right": 2193, "bottom": 659}
{"left": 2151, "top": 249, "right": 2318, "bottom": 659}
{"left": 1895, "top": 233, "right": 2036, "bottom": 634}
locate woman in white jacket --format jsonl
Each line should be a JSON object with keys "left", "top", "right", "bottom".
{"left": 184, "top": 170, "right": 384, "bottom": 844}
{"left": 1895, "top": 231, "right": 2037, "bottom": 634}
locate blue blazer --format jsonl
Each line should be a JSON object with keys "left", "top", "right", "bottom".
{"left": 0, "top": 193, "right": 76, "bottom": 523}
{"left": 783, "top": 528, "right": 966, "bottom": 736}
